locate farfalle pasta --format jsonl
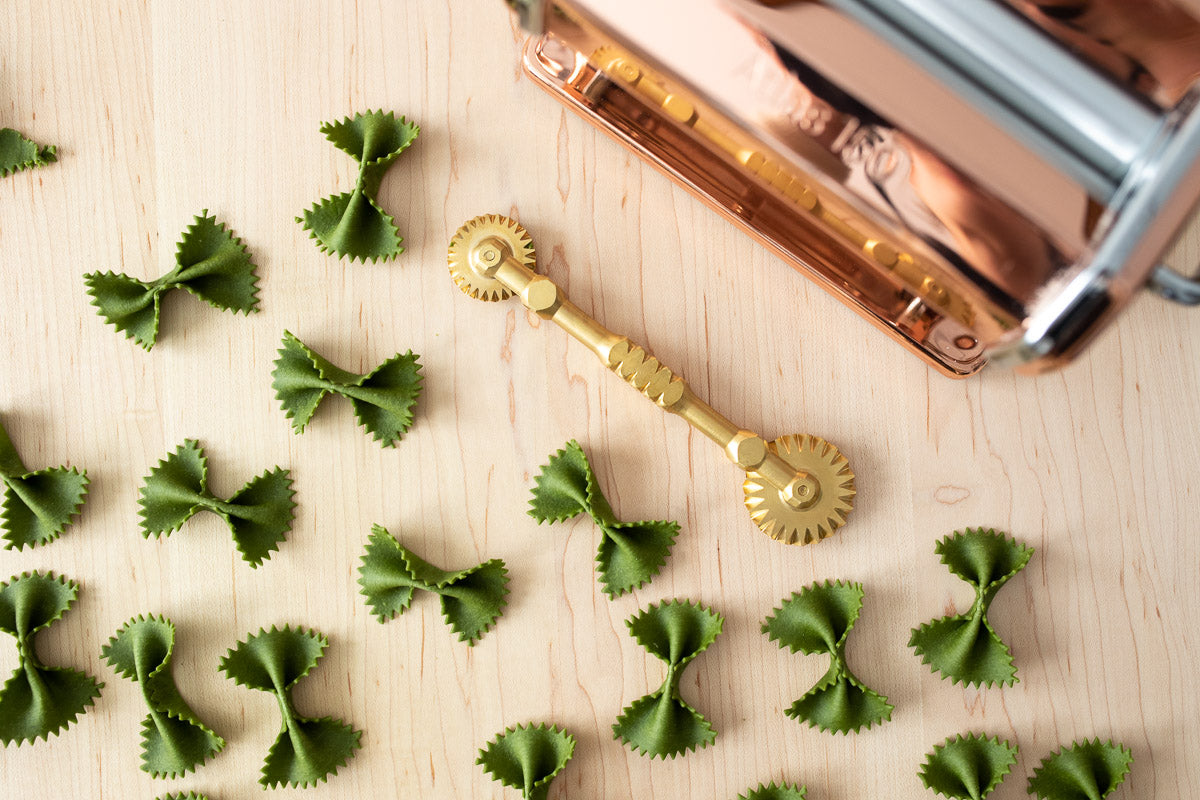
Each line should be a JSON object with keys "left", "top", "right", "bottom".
{"left": 84, "top": 211, "right": 259, "bottom": 350}
{"left": 0, "top": 417, "right": 89, "bottom": 550}
{"left": 219, "top": 625, "right": 361, "bottom": 789}
{"left": 1027, "top": 739, "right": 1133, "bottom": 800}
{"left": 137, "top": 439, "right": 296, "bottom": 567}
{"left": 297, "top": 110, "right": 419, "bottom": 262}
{"left": 101, "top": 615, "right": 225, "bottom": 777}
{"left": 529, "top": 440, "right": 678, "bottom": 597}
{"left": 0, "top": 127, "right": 56, "bottom": 177}
{"left": 613, "top": 599, "right": 723, "bottom": 758}
{"left": 909, "top": 528, "right": 1034, "bottom": 687}
{"left": 737, "top": 782, "right": 808, "bottom": 800}
{"left": 0, "top": 572, "right": 103, "bottom": 745}
{"left": 762, "top": 580, "right": 893, "bottom": 734}
{"left": 919, "top": 733, "right": 1018, "bottom": 800}
{"left": 357, "top": 524, "right": 509, "bottom": 645}
{"left": 272, "top": 330, "right": 423, "bottom": 447}
{"left": 477, "top": 723, "right": 576, "bottom": 800}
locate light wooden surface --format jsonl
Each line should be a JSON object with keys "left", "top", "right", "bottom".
{"left": 3, "top": 2, "right": 1199, "bottom": 798}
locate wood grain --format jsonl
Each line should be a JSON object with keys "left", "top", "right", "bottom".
{"left": 1, "top": 2, "right": 1198, "bottom": 798}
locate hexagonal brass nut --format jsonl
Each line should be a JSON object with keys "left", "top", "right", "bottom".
{"left": 522, "top": 275, "right": 559, "bottom": 314}
{"left": 726, "top": 431, "right": 767, "bottom": 470}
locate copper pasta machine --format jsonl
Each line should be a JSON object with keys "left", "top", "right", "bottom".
{"left": 504, "top": 0, "right": 1200, "bottom": 376}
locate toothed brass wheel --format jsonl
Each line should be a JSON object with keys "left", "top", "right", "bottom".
{"left": 743, "top": 434, "right": 855, "bottom": 545}
{"left": 447, "top": 214, "right": 537, "bottom": 301}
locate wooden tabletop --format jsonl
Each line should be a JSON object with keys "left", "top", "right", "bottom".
{"left": 3, "top": 2, "right": 1199, "bottom": 798}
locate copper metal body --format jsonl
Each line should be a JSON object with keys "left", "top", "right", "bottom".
{"left": 448, "top": 214, "right": 856, "bottom": 544}
{"left": 507, "top": 0, "right": 1200, "bottom": 376}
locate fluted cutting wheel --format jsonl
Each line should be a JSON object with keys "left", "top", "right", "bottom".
{"left": 447, "top": 214, "right": 537, "bottom": 302}
{"left": 743, "top": 434, "right": 856, "bottom": 545}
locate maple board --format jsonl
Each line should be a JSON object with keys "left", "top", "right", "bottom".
{"left": 2, "top": 2, "right": 1198, "bottom": 798}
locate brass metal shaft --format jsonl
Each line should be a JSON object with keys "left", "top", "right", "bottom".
{"left": 471, "top": 234, "right": 817, "bottom": 511}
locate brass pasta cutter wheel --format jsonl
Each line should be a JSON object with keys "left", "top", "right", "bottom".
{"left": 448, "top": 214, "right": 855, "bottom": 544}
